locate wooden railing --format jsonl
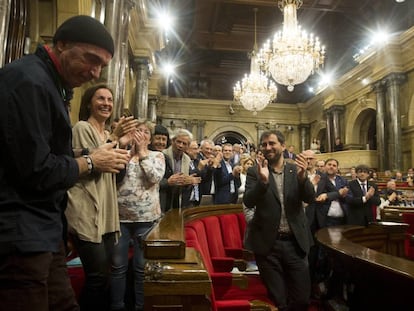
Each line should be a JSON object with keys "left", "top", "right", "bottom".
{"left": 315, "top": 223, "right": 414, "bottom": 309}
{"left": 381, "top": 206, "right": 414, "bottom": 222}
{"left": 144, "top": 205, "right": 414, "bottom": 309}
{"left": 143, "top": 205, "right": 244, "bottom": 311}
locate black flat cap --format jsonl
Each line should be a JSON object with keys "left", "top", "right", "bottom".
{"left": 53, "top": 15, "right": 114, "bottom": 56}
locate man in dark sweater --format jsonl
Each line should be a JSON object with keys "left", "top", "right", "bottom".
{"left": 0, "top": 15, "right": 130, "bottom": 311}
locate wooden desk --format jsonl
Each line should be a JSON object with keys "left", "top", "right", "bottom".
{"left": 316, "top": 223, "right": 414, "bottom": 309}
{"left": 144, "top": 247, "right": 211, "bottom": 311}
{"left": 143, "top": 205, "right": 243, "bottom": 311}
{"left": 381, "top": 206, "right": 414, "bottom": 222}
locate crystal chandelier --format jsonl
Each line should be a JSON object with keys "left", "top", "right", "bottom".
{"left": 233, "top": 8, "right": 277, "bottom": 115}
{"left": 257, "top": 0, "right": 325, "bottom": 92}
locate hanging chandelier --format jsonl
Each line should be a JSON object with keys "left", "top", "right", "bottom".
{"left": 257, "top": 0, "right": 325, "bottom": 92}
{"left": 233, "top": 8, "right": 277, "bottom": 115}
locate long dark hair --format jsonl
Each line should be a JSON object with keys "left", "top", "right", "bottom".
{"left": 78, "top": 84, "right": 113, "bottom": 121}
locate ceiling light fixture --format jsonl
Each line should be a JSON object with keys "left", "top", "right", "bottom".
{"left": 257, "top": 0, "right": 325, "bottom": 92}
{"left": 233, "top": 8, "right": 278, "bottom": 115}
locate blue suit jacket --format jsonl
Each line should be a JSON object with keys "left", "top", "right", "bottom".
{"left": 213, "top": 159, "right": 240, "bottom": 204}
{"left": 315, "top": 174, "right": 349, "bottom": 228}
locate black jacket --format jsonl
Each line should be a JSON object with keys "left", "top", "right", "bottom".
{"left": 0, "top": 46, "right": 79, "bottom": 254}
{"left": 244, "top": 162, "right": 315, "bottom": 256}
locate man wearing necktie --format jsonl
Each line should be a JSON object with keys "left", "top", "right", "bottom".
{"left": 283, "top": 145, "right": 296, "bottom": 160}
{"left": 345, "top": 164, "right": 381, "bottom": 226}
{"left": 361, "top": 182, "right": 367, "bottom": 195}
{"left": 182, "top": 140, "right": 201, "bottom": 207}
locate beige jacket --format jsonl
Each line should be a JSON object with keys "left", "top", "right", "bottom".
{"left": 66, "top": 121, "right": 120, "bottom": 243}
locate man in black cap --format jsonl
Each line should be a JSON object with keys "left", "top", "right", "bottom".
{"left": 0, "top": 15, "right": 130, "bottom": 311}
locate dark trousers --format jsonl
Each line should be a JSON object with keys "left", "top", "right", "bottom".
{"left": 72, "top": 233, "right": 116, "bottom": 311}
{"left": 255, "top": 239, "right": 310, "bottom": 311}
{"left": 0, "top": 242, "right": 79, "bottom": 311}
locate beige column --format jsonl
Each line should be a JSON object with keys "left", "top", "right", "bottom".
{"left": 299, "top": 124, "right": 310, "bottom": 152}
{"left": 325, "top": 105, "right": 344, "bottom": 151}
{"left": 324, "top": 110, "right": 333, "bottom": 152}
{"left": 148, "top": 96, "right": 158, "bottom": 123}
{"left": 196, "top": 120, "right": 206, "bottom": 142}
{"left": 132, "top": 57, "right": 151, "bottom": 118}
{"left": 103, "top": 0, "right": 134, "bottom": 119}
{"left": 373, "top": 80, "right": 387, "bottom": 171}
{"left": 256, "top": 123, "right": 267, "bottom": 145}
{"left": 383, "top": 72, "right": 406, "bottom": 171}
{"left": 0, "top": 0, "right": 11, "bottom": 66}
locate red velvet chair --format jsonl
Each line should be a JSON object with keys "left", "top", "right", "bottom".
{"left": 186, "top": 230, "right": 274, "bottom": 311}
{"left": 186, "top": 220, "right": 235, "bottom": 272}
{"left": 67, "top": 264, "right": 84, "bottom": 301}
{"left": 185, "top": 219, "right": 271, "bottom": 304}
{"left": 219, "top": 213, "right": 246, "bottom": 259}
{"left": 402, "top": 212, "right": 414, "bottom": 260}
{"left": 236, "top": 212, "right": 247, "bottom": 242}
{"left": 202, "top": 216, "right": 246, "bottom": 271}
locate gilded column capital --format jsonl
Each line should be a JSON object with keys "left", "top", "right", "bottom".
{"left": 148, "top": 95, "right": 159, "bottom": 105}
{"left": 372, "top": 80, "right": 386, "bottom": 93}
{"left": 326, "top": 105, "right": 345, "bottom": 115}
{"left": 132, "top": 57, "right": 152, "bottom": 74}
{"left": 382, "top": 72, "right": 407, "bottom": 87}
{"left": 255, "top": 123, "right": 267, "bottom": 131}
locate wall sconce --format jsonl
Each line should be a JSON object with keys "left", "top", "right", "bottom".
{"left": 286, "top": 125, "right": 294, "bottom": 131}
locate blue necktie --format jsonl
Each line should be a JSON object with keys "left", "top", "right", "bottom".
{"left": 361, "top": 183, "right": 366, "bottom": 195}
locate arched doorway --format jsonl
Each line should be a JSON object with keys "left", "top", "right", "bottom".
{"left": 212, "top": 131, "right": 247, "bottom": 146}
{"left": 355, "top": 108, "right": 376, "bottom": 150}
{"left": 317, "top": 128, "right": 327, "bottom": 153}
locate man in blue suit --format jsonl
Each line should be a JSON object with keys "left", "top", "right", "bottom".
{"left": 244, "top": 130, "right": 315, "bottom": 311}
{"left": 214, "top": 143, "right": 241, "bottom": 204}
{"left": 308, "top": 158, "right": 349, "bottom": 298}
{"left": 314, "top": 158, "right": 349, "bottom": 227}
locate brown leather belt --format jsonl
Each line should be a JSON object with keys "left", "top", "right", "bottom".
{"left": 277, "top": 232, "right": 294, "bottom": 240}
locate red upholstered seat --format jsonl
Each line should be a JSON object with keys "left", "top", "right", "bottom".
{"left": 237, "top": 212, "right": 247, "bottom": 241}
{"left": 202, "top": 216, "right": 229, "bottom": 259}
{"left": 219, "top": 214, "right": 245, "bottom": 259}
{"left": 214, "top": 299, "right": 251, "bottom": 311}
{"left": 402, "top": 212, "right": 414, "bottom": 260}
{"left": 185, "top": 218, "right": 272, "bottom": 306}
{"left": 219, "top": 214, "right": 243, "bottom": 249}
{"left": 186, "top": 237, "right": 264, "bottom": 311}
{"left": 186, "top": 220, "right": 235, "bottom": 272}
{"left": 67, "top": 265, "right": 84, "bottom": 301}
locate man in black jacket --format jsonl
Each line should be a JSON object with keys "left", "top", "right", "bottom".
{"left": 0, "top": 16, "right": 130, "bottom": 311}
{"left": 346, "top": 164, "right": 381, "bottom": 226}
{"left": 244, "top": 130, "right": 315, "bottom": 311}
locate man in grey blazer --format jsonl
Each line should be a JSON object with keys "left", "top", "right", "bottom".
{"left": 163, "top": 129, "right": 200, "bottom": 209}
{"left": 244, "top": 130, "right": 315, "bottom": 311}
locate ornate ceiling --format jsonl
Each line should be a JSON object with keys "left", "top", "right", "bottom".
{"left": 152, "top": 0, "right": 414, "bottom": 103}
